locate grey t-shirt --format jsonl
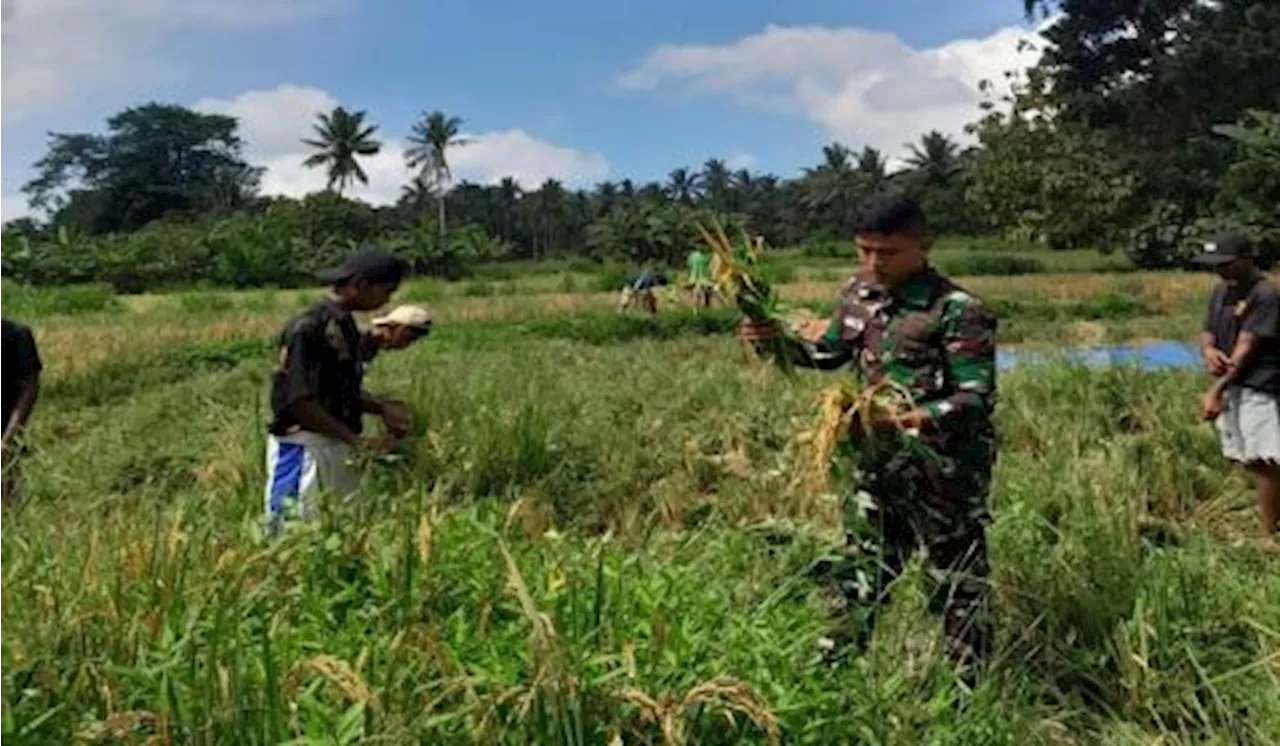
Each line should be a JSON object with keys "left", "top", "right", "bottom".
{"left": 1204, "top": 273, "right": 1280, "bottom": 393}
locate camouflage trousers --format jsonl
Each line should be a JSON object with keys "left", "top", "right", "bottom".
{"left": 831, "top": 442, "right": 993, "bottom": 664}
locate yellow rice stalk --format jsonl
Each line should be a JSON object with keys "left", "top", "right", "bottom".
{"left": 793, "top": 379, "right": 918, "bottom": 494}
{"left": 616, "top": 676, "right": 780, "bottom": 746}
{"left": 697, "top": 218, "right": 805, "bottom": 377}
{"left": 309, "top": 654, "right": 379, "bottom": 709}
{"left": 696, "top": 220, "right": 775, "bottom": 323}
{"left": 416, "top": 512, "right": 433, "bottom": 567}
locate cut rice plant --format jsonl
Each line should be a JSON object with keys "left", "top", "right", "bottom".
{"left": 696, "top": 219, "right": 803, "bottom": 376}
{"left": 792, "top": 378, "right": 920, "bottom": 494}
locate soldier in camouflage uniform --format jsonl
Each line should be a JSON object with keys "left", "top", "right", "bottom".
{"left": 742, "top": 195, "right": 997, "bottom": 666}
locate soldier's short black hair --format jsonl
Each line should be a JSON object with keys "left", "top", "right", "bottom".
{"left": 853, "top": 194, "right": 928, "bottom": 236}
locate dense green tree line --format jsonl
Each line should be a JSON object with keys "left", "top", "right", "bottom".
{"left": 4, "top": 0, "right": 1277, "bottom": 289}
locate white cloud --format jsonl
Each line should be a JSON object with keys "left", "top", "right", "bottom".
{"left": 195, "top": 85, "right": 610, "bottom": 205}
{"left": 619, "top": 23, "right": 1042, "bottom": 164}
{"left": 0, "top": 0, "right": 342, "bottom": 122}
{"left": 2, "top": 193, "right": 31, "bottom": 222}
{"left": 195, "top": 85, "right": 341, "bottom": 157}
{"left": 725, "top": 153, "right": 756, "bottom": 171}
{"left": 449, "top": 130, "right": 610, "bottom": 187}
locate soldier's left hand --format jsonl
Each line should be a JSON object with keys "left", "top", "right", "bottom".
{"left": 866, "top": 408, "right": 925, "bottom": 436}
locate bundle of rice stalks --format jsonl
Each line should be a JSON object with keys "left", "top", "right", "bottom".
{"left": 696, "top": 219, "right": 801, "bottom": 375}
{"left": 792, "top": 378, "right": 918, "bottom": 494}
{"left": 616, "top": 676, "right": 780, "bottom": 746}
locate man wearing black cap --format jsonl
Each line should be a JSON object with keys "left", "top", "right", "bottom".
{"left": 264, "top": 247, "right": 413, "bottom": 535}
{"left": 1194, "top": 231, "right": 1280, "bottom": 535}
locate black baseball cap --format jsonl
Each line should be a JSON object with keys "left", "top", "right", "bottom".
{"left": 316, "top": 246, "right": 409, "bottom": 284}
{"left": 1191, "top": 231, "right": 1253, "bottom": 266}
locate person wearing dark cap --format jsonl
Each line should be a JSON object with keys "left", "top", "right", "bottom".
{"left": 263, "top": 247, "right": 413, "bottom": 535}
{"left": 1194, "top": 231, "right": 1280, "bottom": 535}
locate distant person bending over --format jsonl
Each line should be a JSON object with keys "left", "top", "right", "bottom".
{"left": 1194, "top": 232, "right": 1280, "bottom": 536}
{"left": 740, "top": 195, "right": 998, "bottom": 671}
{"left": 619, "top": 267, "right": 667, "bottom": 315}
{"left": 686, "top": 248, "right": 714, "bottom": 308}
{"left": 3, "top": 317, "right": 43, "bottom": 506}
{"left": 264, "top": 247, "right": 418, "bottom": 536}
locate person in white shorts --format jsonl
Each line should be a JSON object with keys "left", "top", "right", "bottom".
{"left": 1194, "top": 231, "right": 1280, "bottom": 535}
{"left": 264, "top": 248, "right": 427, "bottom": 536}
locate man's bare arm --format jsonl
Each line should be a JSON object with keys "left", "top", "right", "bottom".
{"left": 1209, "top": 331, "right": 1258, "bottom": 396}
{"left": 360, "top": 391, "right": 386, "bottom": 415}
{"left": 289, "top": 399, "right": 361, "bottom": 447}
{"left": 2, "top": 378, "right": 40, "bottom": 446}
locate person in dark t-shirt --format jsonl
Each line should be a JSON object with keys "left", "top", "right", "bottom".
{"left": 3, "top": 318, "right": 42, "bottom": 506}
{"left": 264, "top": 247, "right": 414, "bottom": 534}
{"left": 618, "top": 266, "right": 669, "bottom": 314}
{"left": 1194, "top": 231, "right": 1279, "bottom": 535}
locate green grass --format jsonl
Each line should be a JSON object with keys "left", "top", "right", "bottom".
{"left": 776, "top": 238, "right": 1133, "bottom": 281}
{"left": 3, "top": 275, "right": 1278, "bottom": 745}
{"left": 0, "top": 281, "right": 123, "bottom": 318}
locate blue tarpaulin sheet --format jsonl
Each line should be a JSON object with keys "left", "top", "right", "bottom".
{"left": 996, "top": 341, "right": 1199, "bottom": 372}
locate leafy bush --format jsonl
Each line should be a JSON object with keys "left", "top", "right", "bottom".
{"left": 3, "top": 195, "right": 509, "bottom": 291}
{"left": 799, "top": 238, "right": 852, "bottom": 257}
{"left": 1125, "top": 202, "right": 1197, "bottom": 270}
{"left": 462, "top": 281, "right": 495, "bottom": 298}
{"left": 586, "top": 203, "right": 748, "bottom": 265}
{"left": 594, "top": 263, "right": 632, "bottom": 293}
{"left": 566, "top": 256, "right": 602, "bottom": 273}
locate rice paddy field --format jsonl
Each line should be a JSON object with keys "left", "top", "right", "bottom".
{"left": 3, "top": 260, "right": 1279, "bottom": 745}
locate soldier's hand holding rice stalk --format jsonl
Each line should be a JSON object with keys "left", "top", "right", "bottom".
{"left": 695, "top": 217, "right": 924, "bottom": 493}
{"left": 696, "top": 218, "right": 802, "bottom": 376}
{"left": 793, "top": 378, "right": 920, "bottom": 494}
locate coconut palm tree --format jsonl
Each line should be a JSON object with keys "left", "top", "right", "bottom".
{"left": 594, "top": 181, "right": 619, "bottom": 217}
{"left": 666, "top": 167, "right": 699, "bottom": 205}
{"left": 405, "top": 110, "right": 469, "bottom": 253}
{"left": 301, "top": 107, "right": 382, "bottom": 195}
{"left": 800, "top": 142, "right": 862, "bottom": 231}
{"left": 820, "top": 143, "right": 853, "bottom": 172}
{"left": 905, "top": 130, "right": 960, "bottom": 185}
{"left": 495, "top": 177, "right": 521, "bottom": 243}
{"left": 399, "top": 174, "right": 434, "bottom": 209}
{"left": 701, "top": 158, "right": 732, "bottom": 211}
{"left": 855, "top": 147, "right": 889, "bottom": 193}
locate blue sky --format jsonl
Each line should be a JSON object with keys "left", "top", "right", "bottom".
{"left": 1, "top": 0, "right": 1039, "bottom": 218}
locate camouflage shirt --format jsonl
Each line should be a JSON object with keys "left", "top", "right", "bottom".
{"left": 794, "top": 267, "right": 998, "bottom": 466}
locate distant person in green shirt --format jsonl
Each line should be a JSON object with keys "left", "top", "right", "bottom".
{"left": 686, "top": 248, "right": 714, "bottom": 308}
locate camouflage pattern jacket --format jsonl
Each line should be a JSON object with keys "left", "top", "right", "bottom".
{"left": 790, "top": 267, "right": 998, "bottom": 481}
